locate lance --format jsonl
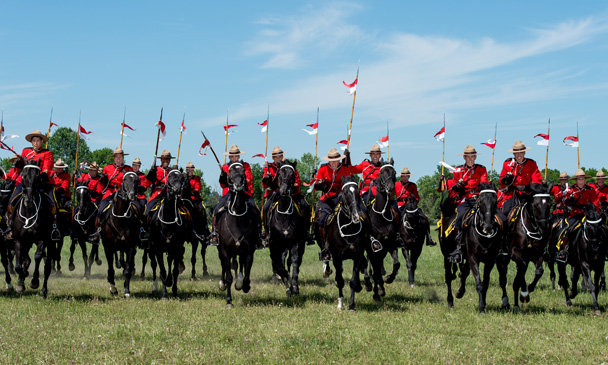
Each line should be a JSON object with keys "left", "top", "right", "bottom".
{"left": 120, "top": 107, "right": 126, "bottom": 149}
{"left": 200, "top": 130, "right": 223, "bottom": 171}
{"left": 264, "top": 105, "right": 269, "bottom": 162}
{"left": 223, "top": 108, "right": 229, "bottom": 164}
{"left": 73, "top": 111, "right": 82, "bottom": 191}
{"left": 346, "top": 62, "right": 359, "bottom": 149}
{"left": 386, "top": 120, "right": 390, "bottom": 160}
{"left": 441, "top": 114, "right": 446, "bottom": 190}
{"left": 1, "top": 109, "right": 3, "bottom": 140}
{"left": 576, "top": 121, "right": 580, "bottom": 170}
{"left": 490, "top": 122, "right": 497, "bottom": 182}
{"left": 153, "top": 107, "right": 163, "bottom": 167}
{"left": 544, "top": 118, "right": 550, "bottom": 181}
{"left": 45, "top": 107, "right": 53, "bottom": 149}
{"left": 176, "top": 107, "right": 186, "bottom": 166}
{"left": 311, "top": 107, "right": 320, "bottom": 220}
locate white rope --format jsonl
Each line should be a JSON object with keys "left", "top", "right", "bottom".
{"left": 342, "top": 181, "right": 357, "bottom": 191}
{"left": 479, "top": 189, "right": 497, "bottom": 195}
{"left": 275, "top": 195, "right": 294, "bottom": 215}
{"left": 280, "top": 164, "right": 294, "bottom": 172}
{"left": 227, "top": 193, "right": 248, "bottom": 216}
{"left": 473, "top": 209, "right": 498, "bottom": 238}
{"left": 405, "top": 208, "right": 418, "bottom": 214}
{"left": 111, "top": 199, "right": 132, "bottom": 218}
{"left": 533, "top": 193, "right": 550, "bottom": 197}
{"left": 158, "top": 197, "right": 182, "bottom": 226}
{"left": 337, "top": 207, "right": 362, "bottom": 237}
{"left": 23, "top": 165, "right": 41, "bottom": 170}
{"left": 520, "top": 202, "right": 543, "bottom": 241}
{"left": 17, "top": 194, "right": 41, "bottom": 229}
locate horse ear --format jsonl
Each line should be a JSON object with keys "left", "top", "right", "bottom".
{"left": 180, "top": 168, "right": 183, "bottom": 173}
{"left": 389, "top": 158, "right": 394, "bottom": 166}
{"left": 292, "top": 160, "right": 297, "bottom": 168}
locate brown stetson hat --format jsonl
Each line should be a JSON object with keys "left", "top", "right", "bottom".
{"left": 53, "top": 158, "right": 68, "bottom": 169}
{"left": 559, "top": 171, "right": 569, "bottom": 179}
{"left": 573, "top": 169, "right": 591, "bottom": 179}
{"left": 596, "top": 170, "right": 606, "bottom": 179}
{"left": 88, "top": 161, "right": 100, "bottom": 171}
{"left": 9, "top": 154, "right": 19, "bottom": 163}
{"left": 322, "top": 147, "right": 346, "bottom": 162}
{"left": 132, "top": 157, "right": 142, "bottom": 166}
{"left": 401, "top": 167, "right": 411, "bottom": 175}
{"left": 111, "top": 147, "right": 129, "bottom": 156}
{"left": 271, "top": 146, "right": 284, "bottom": 156}
{"left": 25, "top": 130, "right": 48, "bottom": 143}
{"left": 157, "top": 149, "right": 175, "bottom": 160}
{"left": 365, "top": 144, "right": 385, "bottom": 155}
{"left": 224, "top": 144, "right": 244, "bottom": 156}
{"left": 459, "top": 145, "right": 480, "bottom": 156}
{"left": 507, "top": 140, "right": 531, "bottom": 153}
{"left": 186, "top": 162, "right": 195, "bottom": 168}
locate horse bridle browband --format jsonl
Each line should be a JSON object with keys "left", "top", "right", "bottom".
{"left": 23, "top": 165, "right": 41, "bottom": 170}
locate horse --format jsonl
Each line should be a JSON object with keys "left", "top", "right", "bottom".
{"left": 556, "top": 204, "right": 607, "bottom": 313}
{"left": 324, "top": 175, "right": 367, "bottom": 311}
{"left": 216, "top": 161, "right": 259, "bottom": 307}
{"left": 50, "top": 192, "right": 72, "bottom": 275}
{"left": 0, "top": 179, "right": 16, "bottom": 290}
{"left": 148, "top": 169, "right": 192, "bottom": 299}
{"left": 100, "top": 171, "right": 141, "bottom": 298}
{"left": 10, "top": 159, "right": 55, "bottom": 297}
{"left": 438, "top": 193, "right": 470, "bottom": 308}
{"left": 507, "top": 182, "right": 552, "bottom": 310}
{"left": 267, "top": 159, "right": 308, "bottom": 296}
{"left": 69, "top": 181, "right": 101, "bottom": 279}
{"left": 461, "top": 182, "right": 509, "bottom": 312}
{"left": 397, "top": 196, "right": 428, "bottom": 287}
{"left": 363, "top": 161, "right": 400, "bottom": 301}
{"left": 181, "top": 178, "right": 210, "bottom": 280}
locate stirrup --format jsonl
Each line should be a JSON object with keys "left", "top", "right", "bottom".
{"left": 51, "top": 224, "right": 61, "bottom": 241}
{"left": 426, "top": 237, "right": 437, "bottom": 247}
{"left": 555, "top": 250, "right": 568, "bottom": 264}
{"left": 448, "top": 249, "right": 463, "bottom": 264}
{"left": 318, "top": 249, "right": 331, "bottom": 262}
{"left": 208, "top": 232, "right": 219, "bottom": 246}
{"left": 396, "top": 238, "right": 406, "bottom": 248}
{"left": 192, "top": 230, "right": 206, "bottom": 242}
{"left": 139, "top": 227, "right": 150, "bottom": 242}
{"left": 371, "top": 237, "right": 383, "bottom": 253}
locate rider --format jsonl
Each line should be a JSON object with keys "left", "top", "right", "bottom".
{"left": 313, "top": 147, "right": 363, "bottom": 260}
{"left": 550, "top": 172, "right": 569, "bottom": 225}
{"left": 261, "top": 146, "right": 314, "bottom": 246}
{"left": 498, "top": 140, "right": 543, "bottom": 216}
{"left": 145, "top": 149, "right": 174, "bottom": 218}
{"left": 210, "top": 144, "right": 263, "bottom": 248}
{"left": 590, "top": 170, "right": 608, "bottom": 210}
{"left": 184, "top": 161, "right": 210, "bottom": 242}
{"left": 4, "top": 154, "right": 22, "bottom": 182}
{"left": 76, "top": 162, "right": 103, "bottom": 205}
{"left": 555, "top": 169, "right": 598, "bottom": 262}
{"left": 353, "top": 144, "right": 384, "bottom": 205}
{"left": 441, "top": 145, "right": 492, "bottom": 263}
{"left": 6, "top": 129, "right": 60, "bottom": 241}
{"left": 49, "top": 159, "right": 72, "bottom": 208}
{"left": 395, "top": 167, "right": 436, "bottom": 246}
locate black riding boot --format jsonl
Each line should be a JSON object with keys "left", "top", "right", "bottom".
{"left": 88, "top": 216, "right": 101, "bottom": 244}
{"left": 257, "top": 221, "right": 267, "bottom": 250}
{"left": 448, "top": 230, "right": 464, "bottom": 263}
{"left": 318, "top": 226, "right": 331, "bottom": 261}
{"left": 305, "top": 230, "right": 315, "bottom": 246}
{"left": 208, "top": 215, "right": 218, "bottom": 246}
{"left": 498, "top": 234, "right": 509, "bottom": 256}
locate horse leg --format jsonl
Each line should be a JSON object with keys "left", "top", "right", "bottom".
{"left": 172, "top": 246, "right": 185, "bottom": 297}
{"left": 114, "top": 252, "right": 121, "bottom": 269}
{"left": 80, "top": 239, "right": 92, "bottom": 279}
{"left": 599, "top": 269, "right": 606, "bottom": 292}
{"left": 150, "top": 251, "right": 158, "bottom": 292}
{"left": 271, "top": 247, "right": 290, "bottom": 295}
{"left": 348, "top": 253, "right": 364, "bottom": 311}
{"left": 384, "top": 249, "right": 400, "bottom": 284}
{"left": 166, "top": 252, "right": 174, "bottom": 288}
{"left": 444, "top": 258, "right": 455, "bottom": 308}
{"left": 527, "top": 258, "right": 545, "bottom": 293}
{"left": 481, "top": 260, "right": 495, "bottom": 313}
{"left": 0, "top": 244, "right": 12, "bottom": 290}
{"left": 190, "top": 240, "right": 198, "bottom": 281}
{"left": 569, "top": 266, "right": 580, "bottom": 300}
{"left": 13, "top": 240, "right": 25, "bottom": 293}
{"left": 363, "top": 257, "right": 373, "bottom": 292}
{"left": 104, "top": 245, "right": 118, "bottom": 296}
{"left": 140, "top": 248, "right": 148, "bottom": 280}
{"left": 580, "top": 261, "right": 597, "bottom": 310}
{"left": 30, "top": 243, "right": 43, "bottom": 290}
{"left": 154, "top": 249, "right": 169, "bottom": 299}
{"left": 496, "top": 255, "right": 510, "bottom": 310}
{"left": 290, "top": 241, "right": 305, "bottom": 295}
{"left": 511, "top": 256, "right": 527, "bottom": 309}
{"left": 372, "top": 253, "right": 386, "bottom": 301}
{"left": 7, "top": 248, "right": 15, "bottom": 275}
{"left": 201, "top": 242, "right": 209, "bottom": 277}
{"left": 241, "top": 250, "right": 253, "bottom": 294}
{"left": 69, "top": 238, "right": 77, "bottom": 271}
{"left": 94, "top": 245, "right": 102, "bottom": 266}
{"left": 219, "top": 254, "right": 234, "bottom": 307}
{"left": 123, "top": 246, "right": 136, "bottom": 299}
{"left": 334, "top": 258, "right": 346, "bottom": 310}
{"left": 456, "top": 261, "right": 469, "bottom": 299}
{"left": 547, "top": 259, "right": 557, "bottom": 290}
{"left": 40, "top": 241, "right": 52, "bottom": 298}
{"left": 468, "top": 256, "right": 484, "bottom": 312}
{"left": 557, "top": 261, "right": 572, "bottom": 306}
{"left": 592, "top": 264, "right": 603, "bottom": 313}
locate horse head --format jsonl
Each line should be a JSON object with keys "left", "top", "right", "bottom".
{"left": 530, "top": 182, "right": 552, "bottom": 235}
{"left": 75, "top": 181, "right": 91, "bottom": 211}
{"left": 166, "top": 169, "right": 186, "bottom": 199}
{"left": 477, "top": 182, "right": 498, "bottom": 235}
{"left": 403, "top": 196, "right": 418, "bottom": 214}
{"left": 228, "top": 161, "right": 246, "bottom": 193}
{"left": 0, "top": 179, "right": 15, "bottom": 216}
{"left": 376, "top": 161, "right": 396, "bottom": 195}
{"left": 583, "top": 203, "right": 605, "bottom": 251}
{"left": 340, "top": 175, "right": 361, "bottom": 224}
{"left": 277, "top": 159, "right": 296, "bottom": 197}
{"left": 119, "top": 171, "right": 139, "bottom": 202}
{"left": 21, "top": 159, "right": 41, "bottom": 206}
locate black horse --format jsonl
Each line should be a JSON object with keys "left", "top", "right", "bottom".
{"left": 461, "top": 182, "right": 509, "bottom": 312}
{"left": 364, "top": 162, "right": 400, "bottom": 301}
{"left": 397, "top": 196, "right": 428, "bottom": 287}
{"left": 10, "top": 160, "right": 54, "bottom": 297}
{"left": 267, "top": 159, "right": 308, "bottom": 296}
{"left": 556, "top": 204, "right": 607, "bottom": 313}
{"left": 216, "top": 161, "right": 258, "bottom": 307}
{"left": 0, "top": 179, "right": 16, "bottom": 290}
{"left": 69, "top": 181, "right": 101, "bottom": 279}
{"left": 507, "top": 182, "right": 552, "bottom": 310}
{"left": 324, "top": 175, "right": 366, "bottom": 311}
{"left": 148, "top": 169, "right": 192, "bottom": 299}
{"left": 100, "top": 171, "right": 140, "bottom": 298}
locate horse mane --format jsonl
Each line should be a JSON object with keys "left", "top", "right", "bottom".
{"left": 584, "top": 203, "right": 600, "bottom": 220}
{"left": 479, "top": 182, "right": 496, "bottom": 191}
{"left": 530, "top": 181, "right": 550, "bottom": 195}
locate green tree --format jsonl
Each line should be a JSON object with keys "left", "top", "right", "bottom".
{"left": 0, "top": 157, "right": 12, "bottom": 175}
{"left": 88, "top": 147, "right": 115, "bottom": 168}
{"left": 48, "top": 127, "right": 91, "bottom": 169}
{"left": 251, "top": 163, "right": 264, "bottom": 207}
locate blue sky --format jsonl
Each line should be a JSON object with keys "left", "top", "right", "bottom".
{"left": 1, "top": 1, "right": 608, "bottom": 190}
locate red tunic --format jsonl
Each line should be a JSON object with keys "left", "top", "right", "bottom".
{"left": 135, "top": 171, "right": 150, "bottom": 200}
{"left": 5, "top": 167, "right": 22, "bottom": 181}
{"left": 499, "top": 158, "right": 542, "bottom": 201}
{"left": 188, "top": 175, "right": 202, "bottom": 200}
{"left": 220, "top": 162, "right": 254, "bottom": 197}
{"left": 314, "top": 163, "right": 360, "bottom": 202}
{"left": 77, "top": 173, "right": 104, "bottom": 203}
{"left": 590, "top": 183, "right": 608, "bottom": 209}
{"left": 562, "top": 185, "right": 598, "bottom": 217}
{"left": 101, "top": 164, "right": 133, "bottom": 200}
{"left": 550, "top": 184, "right": 567, "bottom": 215}
{"left": 262, "top": 162, "right": 302, "bottom": 197}
{"left": 452, "top": 164, "right": 489, "bottom": 201}
{"left": 352, "top": 160, "right": 381, "bottom": 196}
{"left": 394, "top": 181, "right": 420, "bottom": 207}
{"left": 148, "top": 167, "right": 171, "bottom": 201}
{"left": 21, "top": 148, "right": 54, "bottom": 175}
{"left": 50, "top": 170, "right": 71, "bottom": 199}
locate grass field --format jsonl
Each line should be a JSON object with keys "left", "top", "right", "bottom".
{"left": 0, "top": 233, "right": 607, "bottom": 364}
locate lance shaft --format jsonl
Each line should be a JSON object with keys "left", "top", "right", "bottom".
{"left": 46, "top": 107, "right": 53, "bottom": 149}
{"left": 576, "top": 122, "right": 580, "bottom": 170}
{"left": 201, "top": 131, "right": 223, "bottom": 170}
{"left": 73, "top": 121, "right": 81, "bottom": 191}
{"left": 312, "top": 107, "right": 319, "bottom": 221}
{"left": 120, "top": 107, "right": 126, "bottom": 149}
{"left": 490, "top": 123, "right": 496, "bottom": 181}
{"left": 441, "top": 114, "right": 446, "bottom": 190}
{"left": 346, "top": 66, "right": 359, "bottom": 149}
{"left": 544, "top": 118, "right": 550, "bottom": 181}
{"left": 264, "top": 106, "right": 269, "bottom": 161}
{"left": 177, "top": 110, "right": 185, "bottom": 166}
{"left": 224, "top": 109, "right": 229, "bottom": 164}
{"left": 153, "top": 108, "right": 163, "bottom": 167}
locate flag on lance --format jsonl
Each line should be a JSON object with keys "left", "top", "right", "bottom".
{"left": 258, "top": 119, "right": 268, "bottom": 133}
{"left": 337, "top": 139, "right": 348, "bottom": 151}
{"left": 180, "top": 120, "right": 186, "bottom": 133}
{"left": 50, "top": 122, "right": 59, "bottom": 128}
{"left": 343, "top": 78, "right": 357, "bottom": 95}
{"left": 224, "top": 124, "right": 238, "bottom": 135}
{"left": 480, "top": 139, "right": 496, "bottom": 149}
{"left": 198, "top": 139, "right": 210, "bottom": 156}
{"left": 122, "top": 121, "right": 136, "bottom": 131}
{"left": 563, "top": 135, "right": 579, "bottom": 148}
{"left": 377, "top": 135, "right": 389, "bottom": 148}
{"left": 252, "top": 154, "right": 265, "bottom": 158}
{"left": 302, "top": 122, "right": 318, "bottom": 135}
{"left": 155, "top": 120, "right": 166, "bottom": 141}
{"left": 79, "top": 125, "right": 92, "bottom": 140}
{"left": 433, "top": 126, "right": 445, "bottom": 142}
{"left": 0, "top": 125, "right": 18, "bottom": 142}
{"left": 534, "top": 133, "right": 549, "bottom": 146}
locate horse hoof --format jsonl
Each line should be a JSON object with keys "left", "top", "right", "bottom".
{"left": 226, "top": 303, "right": 233, "bottom": 308}
{"left": 30, "top": 279, "right": 39, "bottom": 290}
{"left": 96, "top": 259, "right": 102, "bottom": 266}
{"left": 54, "top": 270, "right": 62, "bottom": 277}
{"left": 566, "top": 300, "right": 572, "bottom": 307}
{"left": 291, "top": 286, "right": 299, "bottom": 295}
{"left": 190, "top": 276, "right": 197, "bottom": 282}
{"left": 410, "top": 283, "right": 416, "bottom": 289}
{"left": 140, "top": 273, "right": 146, "bottom": 280}
{"left": 235, "top": 276, "right": 244, "bottom": 291}
{"left": 448, "top": 301, "right": 454, "bottom": 308}
{"left": 286, "top": 288, "right": 291, "bottom": 297}
{"left": 203, "top": 270, "right": 209, "bottom": 278}
{"left": 115, "top": 261, "right": 122, "bottom": 269}
{"left": 124, "top": 293, "right": 131, "bottom": 299}
{"left": 378, "top": 288, "right": 386, "bottom": 297}
{"left": 455, "top": 288, "right": 465, "bottom": 299}
{"left": 178, "top": 261, "right": 185, "bottom": 274}
{"left": 6, "top": 283, "right": 13, "bottom": 290}
{"left": 593, "top": 309, "right": 601, "bottom": 316}
{"left": 337, "top": 297, "right": 344, "bottom": 310}
{"left": 152, "top": 280, "right": 158, "bottom": 292}
{"left": 513, "top": 306, "right": 520, "bottom": 312}
{"left": 16, "top": 285, "right": 24, "bottom": 293}
{"left": 162, "top": 296, "right": 169, "bottom": 301}
{"left": 354, "top": 284, "right": 362, "bottom": 293}
{"left": 373, "top": 293, "right": 381, "bottom": 302}
{"left": 165, "top": 276, "right": 173, "bottom": 288}
{"left": 219, "top": 280, "right": 226, "bottom": 291}
{"left": 348, "top": 308, "right": 356, "bottom": 312}
{"left": 364, "top": 282, "right": 372, "bottom": 292}
{"left": 242, "top": 283, "right": 251, "bottom": 294}
{"left": 69, "top": 263, "right": 75, "bottom": 271}
{"left": 384, "top": 275, "right": 394, "bottom": 284}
